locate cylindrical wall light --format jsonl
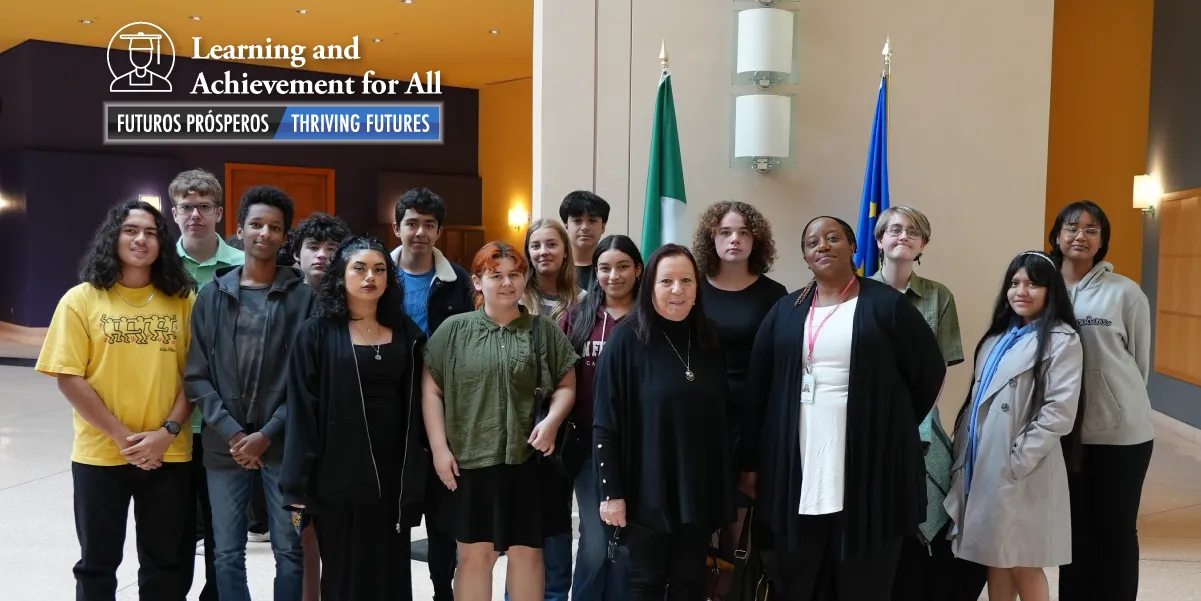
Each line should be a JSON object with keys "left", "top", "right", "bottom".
{"left": 734, "top": 94, "right": 791, "bottom": 173}
{"left": 736, "top": 8, "right": 795, "bottom": 89}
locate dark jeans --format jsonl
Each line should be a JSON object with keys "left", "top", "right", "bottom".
{"left": 247, "top": 462, "right": 269, "bottom": 535}
{"left": 890, "top": 523, "right": 987, "bottom": 601}
{"left": 72, "top": 461, "right": 191, "bottom": 601}
{"left": 1059, "top": 440, "right": 1154, "bottom": 601}
{"left": 762, "top": 513, "right": 902, "bottom": 601}
{"left": 181, "top": 435, "right": 217, "bottom": 601}
{"left": 625, "top": 524, "right": 711, "bottom": 601}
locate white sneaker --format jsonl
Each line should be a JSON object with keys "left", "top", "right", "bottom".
{"left": 195, "top": 540, "right": 204, "bottom": 556}
{"left": 248, "top": 531, "right": 271, "bottom": 543}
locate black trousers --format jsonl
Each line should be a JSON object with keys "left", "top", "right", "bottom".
{"left": 1059, "top": 440, "right": 1154, "bottom": 601}
{"left": 426, "top": 505, "right": 458, "bottom": 601}
{"left": 763, "top": 513, "right": 902, "bottom": 601}
{"left": 247, "top": 457, "right": 269, "bottom": 535}
{"left": 72, "top": 461, "right": 191, "bottom": 601}
{"left": 890, "top": 523, "right": 987, "bottom": 601}
{"left": 180, "top": 435, "right": 218, "bottom": 600}
{"left": 625, "top": 524, "right": 712, "bottom": 601}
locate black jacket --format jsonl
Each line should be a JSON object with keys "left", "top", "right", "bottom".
{"left": 281, "top": 314, "right": 430, "bottom": 526}
{"left": 184, "top": 265, "right": 316, "bottom": 470}
{"left": 744, "top": 277, "right": 946, "bottom": 556}
{"left": 389, "top": 246, "right": 475, "bottom": 334}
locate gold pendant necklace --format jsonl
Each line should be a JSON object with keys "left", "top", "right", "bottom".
{"left": 114, "top": 287, "right": 155, "bottom": 308}
{"left": 661, "top": 329, "right": 694, "bottom": 381}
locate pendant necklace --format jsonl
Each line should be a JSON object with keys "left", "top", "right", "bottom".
{"left": 354, "top": 322, "right": 383, "bottom": 360}
{"left": 114, "top": 288, "right": 155, "bottom": 308}
{"left": 661, "top": 329, "right": 694, "bottom": 381}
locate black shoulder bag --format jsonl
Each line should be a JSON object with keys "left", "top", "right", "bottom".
{"left": 530, "top": 315, "right": 585, "bottom": 479}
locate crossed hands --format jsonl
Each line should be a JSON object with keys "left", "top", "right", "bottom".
{"left": 229, "top": 432, "right": 271, "bottom": 469}
{"left": 118, "top": 428, "right": 174, "bottom": 470}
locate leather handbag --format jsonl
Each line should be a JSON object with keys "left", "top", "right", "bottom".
{"left": 703, "top": 506, "right": 771, "bottom": 601}
{"left": 530, "top": 315, "right": 586, "bottom": 479}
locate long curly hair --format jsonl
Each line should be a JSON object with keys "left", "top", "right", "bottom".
{"left": 315, "top": 236, "right": 409, "bottom": 331}
{"left": 79, "top": 199, "right": 196, "bottom": 297}
{"left": 692, "top": 201, "right": 779, "bottom": 278}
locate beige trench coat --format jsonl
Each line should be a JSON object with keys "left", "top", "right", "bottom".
{"left": 943, "top": 321, "right": 1083, "bottom": 568}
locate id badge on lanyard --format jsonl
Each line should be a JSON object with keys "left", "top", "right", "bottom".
{"left": 801, "top": 278, "right": 855, "bottom": 405}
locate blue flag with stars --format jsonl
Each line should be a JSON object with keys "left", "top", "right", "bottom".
{"left": 854, "top": 74, "right": 890, "bottom": 277}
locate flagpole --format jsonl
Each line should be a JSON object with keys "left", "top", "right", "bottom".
{"left": 882, "top": 36, "right": 892, "bottom": 133}
{"left": 660, "top": 40, "right": 669, "bottom": 74}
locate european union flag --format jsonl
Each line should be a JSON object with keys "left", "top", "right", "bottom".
{"left": 854, "top": 74, "right": 890, "bottom": 277}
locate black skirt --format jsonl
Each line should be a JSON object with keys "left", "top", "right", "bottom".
{"left": 438, "top": 456, "right": 572, "bottom": 552}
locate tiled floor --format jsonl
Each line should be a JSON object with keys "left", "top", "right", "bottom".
{"left": 2, "top": 362, "right": 1200, "bottom": 600}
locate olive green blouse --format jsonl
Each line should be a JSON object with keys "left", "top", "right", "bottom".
{"left": 424, "top": 307, "right": 579, "bottom": 470}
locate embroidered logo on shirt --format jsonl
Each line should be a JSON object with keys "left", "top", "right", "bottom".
{"left": 1077, "top": 315, "right": 1113, "bottom": 327}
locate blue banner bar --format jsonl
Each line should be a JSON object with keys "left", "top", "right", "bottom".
{"left": 276, "top": 104, "right": 442, "bottom": 142}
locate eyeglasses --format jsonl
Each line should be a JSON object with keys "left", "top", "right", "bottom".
{"left": 884, "top": 224, "right": 923, "bottom": 239}
{"left": 1062, "top": 225, "right": 1101, "bottom": 238}
{"left": 175, "top": 204, "right": 217, "bottom": 216}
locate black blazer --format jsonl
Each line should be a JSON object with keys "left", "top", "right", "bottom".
{"left": 743, "top": 277, "right": 946, "bottom": 556}
{"left": 281, "top": 314, "right": 430, "bottom": 525}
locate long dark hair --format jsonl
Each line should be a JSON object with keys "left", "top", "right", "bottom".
{"left": 566, "top": 235, "right": 644, "bottom": 353}
{"left": 955, "top": 250, "right": 1086, "bottom": 471}
{"left": 79, "top": 199, "right": 196, "bottom": 297}
{"left": 316, "top": 236, "right": 408, "bottom": 331}
{"left": 631, "top": 244, "right": 719, "bottom": 350}
{"left": 1048, "top": 200, "right": 1110, "bottom": 267}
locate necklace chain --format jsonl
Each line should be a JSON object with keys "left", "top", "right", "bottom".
{"left": 113, "top": 287, "right": 155, "bottom": 308}
{"left": 661, "top": 329, "right": 695, "bottom": 382}
{"left": 353, "top": 321, "right": 384, "bottom": 360}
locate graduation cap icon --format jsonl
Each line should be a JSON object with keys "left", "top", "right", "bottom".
{"left": 108, "top": 22, "right": 176, "bottom": 93}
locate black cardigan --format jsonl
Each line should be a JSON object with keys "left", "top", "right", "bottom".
{"left": 281, "top": 314, "right": 430, "bottom": 525}
{"left": 743, "top": 277, "right": 946, "bottom": 556}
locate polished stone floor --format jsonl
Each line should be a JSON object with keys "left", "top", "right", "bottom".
{"left": 2, "top": 363, "right": 1201, "bottom": 600}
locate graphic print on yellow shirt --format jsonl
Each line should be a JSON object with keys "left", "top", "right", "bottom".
{"left": 35, "top": 282, "right": 196, "bottom": 466}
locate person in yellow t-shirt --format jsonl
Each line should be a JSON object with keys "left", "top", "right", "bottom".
{"left": 35, "top": 198, "right": 199, "bottom": 601}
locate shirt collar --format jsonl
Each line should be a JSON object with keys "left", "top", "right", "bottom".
{"left": 869, "top": 269, "right": 928, "bottom": 299}
{"left": 477, "top": 305, "right": 534, "bottom": 332}
{"left": 177, "top": 234, "right": 243, "bottom": 267}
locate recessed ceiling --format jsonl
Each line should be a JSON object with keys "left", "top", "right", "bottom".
{"left": 0, "top": 0, "right": 533, "bottom": 88}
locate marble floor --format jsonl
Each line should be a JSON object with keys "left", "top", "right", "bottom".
{"left": 2, "top": 362, "right": 1201, "bottom": 600}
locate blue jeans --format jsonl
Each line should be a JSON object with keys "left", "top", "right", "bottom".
{"left": 572, "top": 454, "right": 630, "bottom": 601}
{"left": 207, "top": 465, "right": 302, "bottom": 601}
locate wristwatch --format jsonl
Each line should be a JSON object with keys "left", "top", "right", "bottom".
{"left": 162, "top": 420, "right": 182, "bottom": 436}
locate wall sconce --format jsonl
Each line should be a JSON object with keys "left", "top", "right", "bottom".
{"left": 1132, "top": 174, "right": 1160, "bottom": 215}
{"left": 139, "top": 195, "right": 162, "bottom": 211}
{"left": 735, "top": 7, "right": 795, "bottom": 89}
{"left": 734, "top": 94, "right": 791, "bottom": 173}
{"left": 508, "top": 208, "right": 529, "bottom": 229}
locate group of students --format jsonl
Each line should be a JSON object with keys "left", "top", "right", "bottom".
{"left": 36, "top": 163, "right": 1153, "bottom": 601}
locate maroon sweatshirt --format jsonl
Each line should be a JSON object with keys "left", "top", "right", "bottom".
{"left": 558, "top": 306, "right": 626, "bottom": 444}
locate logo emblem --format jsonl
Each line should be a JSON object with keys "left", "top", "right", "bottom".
{"left": 108, "top": 22, "right": 175, "bottom": 93}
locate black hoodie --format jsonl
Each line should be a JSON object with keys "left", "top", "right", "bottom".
{"left": 184, "top": 265, "right": 317, "bottom": 470}
{"left": 280, "top": 314, "right": 430, "bottom": 526}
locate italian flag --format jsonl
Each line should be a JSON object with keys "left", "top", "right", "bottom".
{"left": 641, "top": 68, "right": 687, "bottom": 254}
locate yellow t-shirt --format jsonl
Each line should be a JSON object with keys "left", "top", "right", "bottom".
{"left": 35, "top": 282, "right": 196, "bottom": 466}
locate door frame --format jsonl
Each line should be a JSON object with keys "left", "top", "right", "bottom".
{"left": 223, "top": 163, "right": 337, "bottom": 236}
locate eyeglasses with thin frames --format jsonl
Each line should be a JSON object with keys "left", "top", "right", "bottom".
{"left": 884, "top": 224, "right": 923, "bottom": 239}
{"left": 174, "top": 204, "right": 218, "bottom": 217}
{"left": 1062, "top": 224, "right": 1101, "bottom": 238}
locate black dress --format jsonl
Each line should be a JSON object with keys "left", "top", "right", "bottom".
{"left": 312, "top": 342, "right": 413, "bottom": 601}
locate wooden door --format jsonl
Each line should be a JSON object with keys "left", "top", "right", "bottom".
{"left": 224, "top": 163, "right": 335, "bottom": 236}
{"left": 435, "top": 226, "right": 487, "bottom": 268}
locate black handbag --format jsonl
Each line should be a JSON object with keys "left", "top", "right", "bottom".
{"left": 530, "top": 315, "right": 586, "bottom": 479}
{"left": 703, "top": 506, "right": 771, "bottom": 601}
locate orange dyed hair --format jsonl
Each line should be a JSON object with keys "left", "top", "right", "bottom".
{"left": 469, "top": 241, "right": 529, "bottom": 309}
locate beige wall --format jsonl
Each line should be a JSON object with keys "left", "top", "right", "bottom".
{"left": 534, "top": 0, "right": 1056, "bottom": 420}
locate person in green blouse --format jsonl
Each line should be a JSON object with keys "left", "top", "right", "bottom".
{"left": 871, "top": 205, "right": 985, "bottom": 601}
{"left": 422, "top": 241, "right": 579, "bottom": 601}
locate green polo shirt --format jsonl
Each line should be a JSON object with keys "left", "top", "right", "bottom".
{"left": 870, "top": 270, "right": 963, "bottom": 365}
{"left": 424, "top": 307, "right": 579, "bottom": 470}
{"left": 178, "top": 235, "right": 245, "bottom": 433}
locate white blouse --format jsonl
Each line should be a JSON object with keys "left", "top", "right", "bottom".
{"left": 797, "top": 296, "right": 857, "bottom": 515}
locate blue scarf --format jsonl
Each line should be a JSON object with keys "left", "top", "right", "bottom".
{"left": 965, "top": 322, "right": 1034, "bottom": 495}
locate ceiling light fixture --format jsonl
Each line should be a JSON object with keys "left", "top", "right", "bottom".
{"left": 373, "top": 38, "right": 382, "bottom": 43}
{"left": 296, "top": 9, "right": 309, "bottom": 14}
{"left": 401, "top": 0, "right": 414, "bottom": 3}
{"left": 189, "top": 15, "right": 202, "bottom": 21}
{"left": 489, "top": 29, "right": 500, "bottom": 35}
{"left": 79, "top": 19, "right": 92, "bottom": 24}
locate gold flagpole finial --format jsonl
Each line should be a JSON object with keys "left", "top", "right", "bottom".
{"left": 882, "top": 35, "right": 892, "bottom": 77}
{"left": 660, "top": 40, "right": 669, "bottom": 70}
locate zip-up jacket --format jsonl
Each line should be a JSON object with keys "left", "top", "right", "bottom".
{"left": 280, "top": 314, "right": 430, "bottom": 526}
{"left": 389, "top": 246, "right": 475, "bottom": 334}
{"left": 184, "top": 265, "right": 316, "bottom": 470}
{"left": 559, "top": 305, "right": 625, "bottom": 447}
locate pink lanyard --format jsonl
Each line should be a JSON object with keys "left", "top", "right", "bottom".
{"left": 805, "top": 277, "right": 856, "bottom": 373}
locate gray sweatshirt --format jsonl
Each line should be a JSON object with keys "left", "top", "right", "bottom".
{"left": 1068, "top": 261, "right": 1154, "bottom": 446}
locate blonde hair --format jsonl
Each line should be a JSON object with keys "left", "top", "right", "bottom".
{"left": 874, "top": 205, "right": 932, "bottom": 262}
{"left": 523, "top": 218, "right": 578, "bottom": 321}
